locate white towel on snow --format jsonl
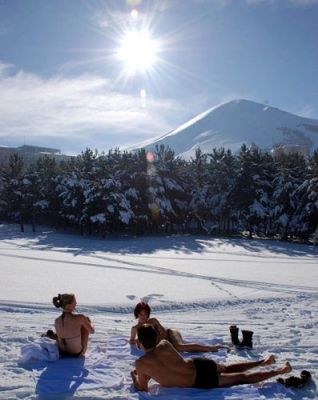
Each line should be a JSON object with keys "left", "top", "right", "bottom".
{"left": 31, "top": 345, "right": 124, "bottom": 395}
{"left": 20, "top": 337, "right": 59, "bottom": 362}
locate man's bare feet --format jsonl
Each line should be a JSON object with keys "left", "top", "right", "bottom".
{"left": 277, "top": 361, "right": 292, "bottom": 374}
{"left": 262, "top": 354, "right": 276, "bottom": 367}
{"left": 282, "top": 361, "right": 292, "bottom": 374}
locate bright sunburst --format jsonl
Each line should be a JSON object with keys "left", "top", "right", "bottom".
{"left": 118, "top": 30, "right": 158, "bottom": 74}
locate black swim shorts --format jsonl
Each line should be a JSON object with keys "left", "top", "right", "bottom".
{"left": 192, "top": 357, "right": 219, "bottom": 389}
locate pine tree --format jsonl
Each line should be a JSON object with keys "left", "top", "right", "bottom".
{"left": 271, "top": 153, "right": 307, "bottom": 239}
{"left": 188, "top": 148, "right": 210, "bottom": 231}
{"left": 207, "top": 147, "right": 236, "bottom": 234}
{"left": 152, "top": 145, "right": 188, "bottom": 233}
{"left": 33, "top": 155, "right": 61, "bottom": 228}
{"left": 229, "top": 144, "right": 272, "bottom": 238}
{"left": 1, "top": 153, "right": 26, "bottom": 232}
{"left": 297, "top": 150, "right": 318, "bottom": 235}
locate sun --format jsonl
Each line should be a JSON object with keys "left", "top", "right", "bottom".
{"left": 118, "top": 30, "right": 158, "bottom": 74}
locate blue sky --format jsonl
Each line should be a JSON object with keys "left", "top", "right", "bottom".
{"left": 1, "top": 0, "right": 318, "bottom": 156}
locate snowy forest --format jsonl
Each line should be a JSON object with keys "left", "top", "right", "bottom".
{"left": 1, "top": 144, "right": 318, "bottom": 240}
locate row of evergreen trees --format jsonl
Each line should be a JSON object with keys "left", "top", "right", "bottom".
{"left": 1, "top": 144, "right": 318, "bottom": 239}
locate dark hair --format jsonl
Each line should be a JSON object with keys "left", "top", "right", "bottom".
{"left": 137, "top": 324, "right": 157, "bottom": 349}
{"left": 134, "top": 301, "right": 151, "bottom": 319}
{"left": 52, "top": 293, "right": 75, "bottom": 309}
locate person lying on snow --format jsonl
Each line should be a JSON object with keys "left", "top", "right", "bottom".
{"left": 130, "top": 301, "right": 231, "bottom": 353}
{"left": 131, "top": 323, "right": 294, "bottom": 392}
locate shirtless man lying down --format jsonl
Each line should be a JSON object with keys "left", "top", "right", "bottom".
{"left": 131, "top": 324, "right": 292, "bottom": 392}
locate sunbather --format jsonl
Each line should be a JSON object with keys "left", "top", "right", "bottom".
{"left": 53, "top": 293, "right": 95, "bottom": 357}
{"left": 130, "top": 301, "right": 230, "bottom": 353}
{"left": 131, "top": 323, "right": 292, "bottom": 392}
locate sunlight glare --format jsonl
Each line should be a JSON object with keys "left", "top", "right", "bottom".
{"left": 130, "top": 8, "right": 139, "bottom": 19}
{"left": 140, "top": 89, "right": 146, "bottom": 98}
{"left": 118, "top": 30, "right": 158, "bottom": 74}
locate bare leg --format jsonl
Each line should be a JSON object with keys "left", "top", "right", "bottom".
{"left": 219, "top": 354, "right": 276, "bottom": 373}
{"left": 218, "top": 361, "right": 292, "bottom": 388}
{"left": 81, "top": 326, "right": 90, "bottom": 356}
{"left": 169, "top": 329, "right": 217, "bottom": 352}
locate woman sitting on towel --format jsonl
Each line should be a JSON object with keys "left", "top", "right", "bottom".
{"left": 53, "top": 293, "right": 95, "bottom": 357}
{"left": 129, "top": 301, "right": 230, "bottom": 353}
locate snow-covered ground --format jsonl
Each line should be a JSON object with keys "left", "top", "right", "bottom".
{"left": 0, "top": 223, "right": 317, "bottom": 399}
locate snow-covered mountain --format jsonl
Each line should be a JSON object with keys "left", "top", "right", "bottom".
{"left": 128, "top": 99, "right": 318, "bottom": 159}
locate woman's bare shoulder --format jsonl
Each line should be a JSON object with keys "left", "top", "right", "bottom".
{"left": 148, "top": 317, "right": 164, "bottom": 328}
{"left": 74, "top": 313, "right": 91, "bottom": 321}
{"left": 148, "top": 317, "right": 160, "bottom": 324}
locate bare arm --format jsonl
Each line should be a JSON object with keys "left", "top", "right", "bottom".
{"left": 148, "top": 318, "right": 166, "bottom": 336}
{"left": 130, "top": 325, "right": 138, "bottom": 344}
{"left": 80, "top": 314, "right": 95, "bottom": 334}
{"left": 131, "top": 362, "right": 149, "bottom": 392}
{"left": 214, "top": 344, "right": 231, "bottom": 353}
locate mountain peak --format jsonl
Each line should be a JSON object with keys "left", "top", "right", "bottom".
{"left": 128, "top": 99, "right": 318, "bottom": 159}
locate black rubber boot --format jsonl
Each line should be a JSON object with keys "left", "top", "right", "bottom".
{"left": 237, "top": 330, "right": 253, "bottom": 349}
{"left": 300, "top": 370, "right": 312, "bottom": 386}
{"left": 230, "top": 325, "right": 240, "bottom": 346}
{"left": 277, "top": 370, "right": 311, "bottom": 388}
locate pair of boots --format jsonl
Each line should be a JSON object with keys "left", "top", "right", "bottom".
{"left": 277, "top": 370, "right": 311, "bottom": 388}
{"left": 230, "top": 325, "right": 253, "bottom": 349}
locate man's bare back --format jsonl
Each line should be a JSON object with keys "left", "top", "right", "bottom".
{"left": 134, "top": 340, "right": 196, "bottom": 389}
